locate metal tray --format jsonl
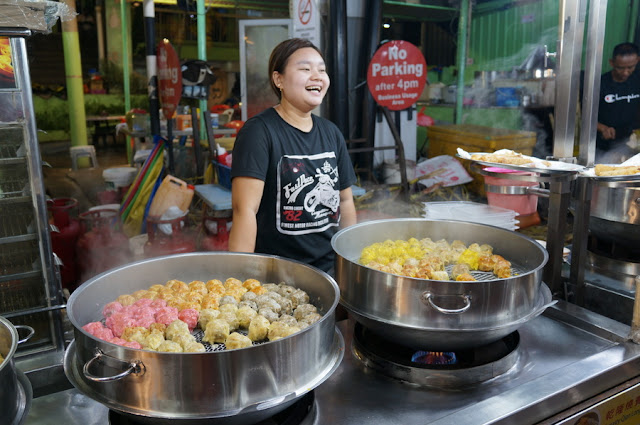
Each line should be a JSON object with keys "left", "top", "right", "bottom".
{"left": 458, "top": 152, "right": 584, "bottom": 175}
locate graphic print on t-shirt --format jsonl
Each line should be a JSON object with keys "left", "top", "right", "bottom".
{"left": 604, "top": 93, "right": 640, "bottom": 103}
{"left": 276, "top": 152, "right": 341, "bottom": 235}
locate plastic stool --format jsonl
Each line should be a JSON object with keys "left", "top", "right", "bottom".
{"left": 70, "top": 145, "right": 98, "bottom": 170}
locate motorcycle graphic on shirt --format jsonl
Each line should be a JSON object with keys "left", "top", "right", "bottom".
{"left": 277, "top": 153, "right": 341, "bottom": 235}
{"left": 304, "top": 162, "right": 340, "bottom": 217}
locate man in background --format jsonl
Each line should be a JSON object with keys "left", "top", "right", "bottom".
{"left": 596, "top": 42, "right": 640, "bottom": 162}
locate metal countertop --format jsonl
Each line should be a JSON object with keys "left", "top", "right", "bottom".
{"left": 24, "top": 301, "right": 640, "bottom": 425}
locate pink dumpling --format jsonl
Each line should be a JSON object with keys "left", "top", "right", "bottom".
{"left": 150, "top": 299, "right": 167, "bottom": 309}
{"left": 134, "top": 306, "right": 156, "bottom": 319}
{"left": 178, "top": 309, "right": 199, "bottom": 332}
{"left": 82, "top": 321, "right": 106, "bottom": 336}
{"left": 92, "top": 326, "right": 115, "bottom": 341}
{"left": 106, "top": 314, "right": 137, "bottom": 338}
{"left": 134, "top": 298, "right": 153, "bottom": 308}
{"left": 154, "top": 306, "right": 179, "bottom": 325}
{"left": 102, "top": 301, "right": 123, "bottom": 319}
{"left": 108, "top": 337, "right": 128, "bottom": 346}
{"left": 155, "top": 310, "right": 179, "bottom": 326}
{"left": 122, "top": 340, "right": 142, "bottom": 349}
{"left": 134, "top": 315, "right": 156, "bottom": 328}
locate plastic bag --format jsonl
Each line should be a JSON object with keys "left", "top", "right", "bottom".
{"left": 414, "top": 155, "right": 473, "bottom": 188}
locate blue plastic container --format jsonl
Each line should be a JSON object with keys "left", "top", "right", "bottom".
{"left": 212, "top": 160, "right": 232, "bottom": 190}
{"left": 495, "top": 87, "right": 519, "bottom": 107}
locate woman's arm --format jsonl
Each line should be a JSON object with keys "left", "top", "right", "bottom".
{"left": 339, "top": 186, "right": 357, "bottom": 228}
{"left": 228, "top": 176, "right": 265, "bottom": 252}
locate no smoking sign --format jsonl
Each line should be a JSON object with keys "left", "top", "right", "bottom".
{"left": 367, "top": 40, "right": 427, "bottom": 111}
{"left": 297, "top": 0, "right": 312, "bottom": 25}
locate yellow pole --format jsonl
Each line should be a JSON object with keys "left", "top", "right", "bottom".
{"left": 61, "top": 0, "right": 88, "bottom": 161}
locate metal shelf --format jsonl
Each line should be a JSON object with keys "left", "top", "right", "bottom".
{"left": 0, "top": 35, "right": 65, "bottom": 359}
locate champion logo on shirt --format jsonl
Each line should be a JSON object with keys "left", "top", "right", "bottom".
{"left": 604, "top": 93, "right": 640, "bottom": 103}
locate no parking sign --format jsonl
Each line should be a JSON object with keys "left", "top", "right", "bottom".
{"left": 367, "top": 40, "right": 427, "bottom": 111}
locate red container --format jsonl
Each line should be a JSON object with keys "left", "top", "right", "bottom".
{"left": 76, "top": 208, "right": 131, "bottom": 282}
{"left": 483, "top": 167, "right": 539, "bottom": 215}
{"left": 145, "top": 215, "right": 196, "bottom": 257}
{"left": 47, "top": 198, "right": 82, "bottom": 291}
{"left": 200, "top": 216, "right": 230, "bottom": 251}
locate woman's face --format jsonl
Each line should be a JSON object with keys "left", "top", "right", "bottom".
{"left": 273, "top": 47, "right": 330, "bottom": 112}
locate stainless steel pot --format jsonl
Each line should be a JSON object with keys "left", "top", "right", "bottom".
{"left": 590, "top": 178, "right": 640, "bottom": 247}
{"left": 64, "top": 252, "right": 344, "bottom": 424}
{"left": 332, "top": 218, "right": 550, "bottom": 350}
{"left": 0, "top": 316, "right": 34, "bottom": 425}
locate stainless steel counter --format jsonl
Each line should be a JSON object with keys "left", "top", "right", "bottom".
{"left": 24, "top": 301, "right": 640, "bottom": 425}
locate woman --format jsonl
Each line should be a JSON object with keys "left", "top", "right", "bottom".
{"left": 228, "top": 38, "right": 357, "bottom": 274}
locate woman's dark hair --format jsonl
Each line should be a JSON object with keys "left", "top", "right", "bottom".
{"left": 268, "top": 38, "right": 323, "bottom": 100}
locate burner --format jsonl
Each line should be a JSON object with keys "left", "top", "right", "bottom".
{"left": 108, "top": 391, "right": 316, "bottom": 425}
{"left": 411, "top": 350, "right": 457, "bottom": 365}
{"left": 352, "top": 323, "right": 520, "bottom": 388}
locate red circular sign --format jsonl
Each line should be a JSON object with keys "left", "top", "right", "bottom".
{"left": 157, "top": 40, "right": 182, "bottom": 118}
{"left": 367, "top": 40, "right": 427, "bottom": 111}
{"left": 298, "top": 0, "right": 312, "bottom": 25}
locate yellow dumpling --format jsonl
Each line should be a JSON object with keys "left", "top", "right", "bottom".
{"left": 198, "top": 308, "right": 220, "bottom": 330}
{"left": 143, "top": 331, "right": 165, "bottom": 350}
{"left": 157, "top": 340, "right": 183, "bottom": 353}
{"left": 165, "top": 320, "right": 190, "bottom": 341}
{"left": 225, "top": 332, "right": 252, "bottom": 350}
{"left": 248, "top": 315, "right": 269, "bottom": 341}
{"left": 237, "top": 305, "right": 258, "bottom": 329}
{"left": 184, "top": 342, "right": 206, "bottom": 353}
{"left": 203, "top": 319, "right": 230, "bottom": 344}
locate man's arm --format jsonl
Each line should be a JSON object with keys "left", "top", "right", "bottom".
{"left": 597, "top": 122, "right": 616, "bottom": 140}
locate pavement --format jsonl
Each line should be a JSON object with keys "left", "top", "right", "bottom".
{"left": 41, "top": 141, "right": 130, "bottom": 214}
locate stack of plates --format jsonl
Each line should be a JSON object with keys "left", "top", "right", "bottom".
{"left": 422, "top": 201, "right": 519, "bottom": 230}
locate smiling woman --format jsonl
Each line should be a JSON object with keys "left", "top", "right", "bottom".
{"left": 228, "top": 38, "right": 357, "bottom": 274}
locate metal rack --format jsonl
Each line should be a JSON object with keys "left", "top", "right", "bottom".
{"left": 471, "top": 162, "right": 579, "bottom": 298}
{"left": 0, "top": 29, "right": 65, "bottom": 361}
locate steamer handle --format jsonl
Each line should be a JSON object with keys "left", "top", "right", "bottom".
{"left": 422, "top": 293, "right": 471, "bottom": 314}
{"left": 83, "top": 350, "right": 145, "bottom": 382}
{"left": 15, "top": 325, "right": 34, "bottom": 344}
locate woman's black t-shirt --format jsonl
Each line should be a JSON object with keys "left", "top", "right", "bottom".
{"left": 230, "top": 107, "right": 356, "bottom": 272}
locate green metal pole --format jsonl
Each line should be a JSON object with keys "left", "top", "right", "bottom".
{"left": 455, "top": 0, "right": 470, "bottom": 124}
{"left": 629, "top": 0, "right": 639, "bottom": 42}
{"left": 120, "top": 0, "right": 131, "bottom": 113}
{"left": 61, "top": 0, "right": 88, "bottom": 153}
{"left": 120, "top": 0, "right": 132, "bottom": 163}
{"left": 197, "top": 0, "right": 208, "bottom": 142}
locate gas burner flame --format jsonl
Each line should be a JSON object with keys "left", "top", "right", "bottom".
{"left": 411, "top": 350, "right": 457, "bottom": 365}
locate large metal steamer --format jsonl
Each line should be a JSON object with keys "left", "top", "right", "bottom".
{"left": 588, "top": 174, "right": 640, "bottom": 249}
{"left": 0, "top": 316, "right": 34, "bottom": 425}
{"left": 64, "top": 252, "right": 344, "bottom": 425}
{"left": 332, "top": 218, "right": 550, "bottom": 351}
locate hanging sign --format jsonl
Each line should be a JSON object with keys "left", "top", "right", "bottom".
{"left": 157, "top": 39, "right": 182, "bottom": 118}
{"left": 367, "top": 40, "right": 427, "bottom": 111}
{"left": 290, "top": 0, "right": 321, "bottom": 49}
